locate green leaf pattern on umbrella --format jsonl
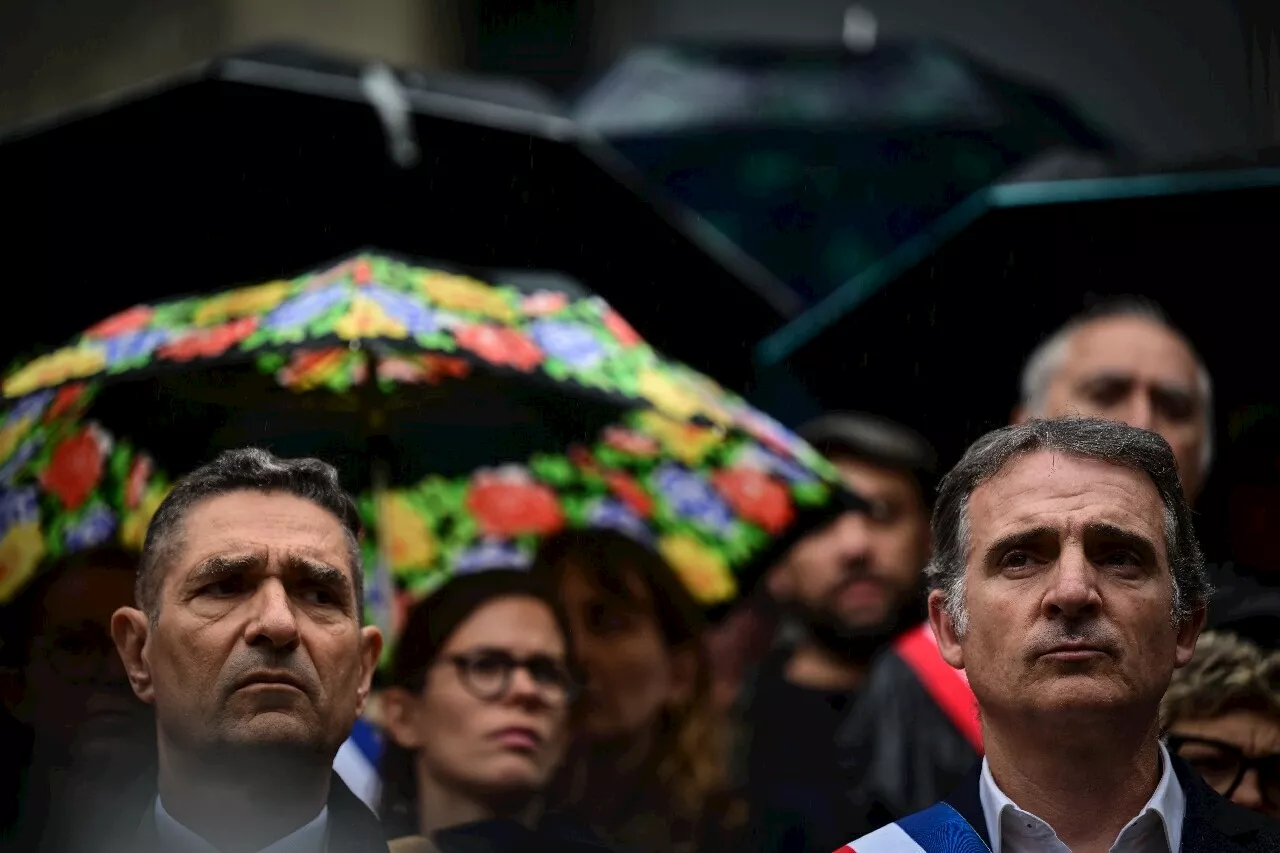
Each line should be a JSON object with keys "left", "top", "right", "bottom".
{"left": 1, "top": 253, "right": 842, "bottom": 618}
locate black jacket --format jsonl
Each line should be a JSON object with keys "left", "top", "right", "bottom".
{"left": 86, "top": 772, "right": 387, "bottom": 853}
{"left": 417, "top": 816, "right": 619, "bottom": 853}
{"left": 942, "top": 756, "right": 1280, "bottom": 853}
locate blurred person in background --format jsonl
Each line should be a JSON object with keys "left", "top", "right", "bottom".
{"left": 1014, "top": 296, "right": 1212, "bottom": 501}
{"left": 378, "top": 569, "right": 615, "bottom": 852}
{"left": 107, "top": 449, "right": 385, "bottom": 853}
{"left": 532, "top": 529, "right": 748, "bottom": 853}
{"left": 0, "top": 547, "right": 154, "bottom": 853}
{"left": 1162, "top": 630, "right": 1280, "bottom": 819}
{"left": 733, "top": 413, "right": 979, "bottom": 853}
{"left": 1014, "top": 298, "right": 1280, "bottom": 649}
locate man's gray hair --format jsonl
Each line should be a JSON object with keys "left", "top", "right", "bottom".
{"left": 136, "top": 448, "right": 364, "bottom": 620}
{"left": 1018, "top": 297, "right": 1214, "bottom": 477}
{"left": 926, "top": 418, "right": 1210, "bottom": 636}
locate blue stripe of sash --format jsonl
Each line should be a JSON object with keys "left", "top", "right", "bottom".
{"left": 895, "top": 802, "right": 992, "bottom": 853}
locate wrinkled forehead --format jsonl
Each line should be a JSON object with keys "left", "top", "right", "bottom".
{"left": 1062, "top": 316, "right": 1202, "bottom": 388}
{"left": 967, "top": 451, "right": 1168, "bottom": 546}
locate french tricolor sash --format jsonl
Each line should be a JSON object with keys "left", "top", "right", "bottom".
{"left": 836, "top": 802, "right": 990, "bottom": 852}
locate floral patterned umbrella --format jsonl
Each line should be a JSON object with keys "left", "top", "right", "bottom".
{"left": 0, "top": 251, "right": 853, "bottom": 644}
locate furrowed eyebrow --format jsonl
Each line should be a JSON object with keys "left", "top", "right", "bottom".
{"left": 1084, "top": 522, "right": 1160, "bottom": 564}
{"left": 980, "top": 526, "right": 1057, "bottom": 567}
{"left": 283, "top": 554, "right": 350, "bottom": 590}
{"left": 185, "top": 553, "right": 264, "bottom": 586}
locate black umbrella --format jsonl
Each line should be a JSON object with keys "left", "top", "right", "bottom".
{"left": 572, "top": 38, "right": 1119, "bottom": 306}
{"left": 754, "top": 165, "right": 1280, "bottom": 553}
{"left": 0, "top": 42, "right": 798, "bottom": 393}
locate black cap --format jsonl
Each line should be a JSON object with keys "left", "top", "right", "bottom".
{"left": 799, "top": 412, "right": 938, "bottom": 505}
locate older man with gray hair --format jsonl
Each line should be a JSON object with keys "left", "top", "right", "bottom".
{"left": 1013, "top": 298, "right": 1213, "bottom": 501}
{"left": 836, "top": 418, "right": 1280, "bottom": 853}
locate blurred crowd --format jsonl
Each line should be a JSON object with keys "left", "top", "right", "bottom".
{"left": 2, "top": 294, "right": 1280, "bottom": 853}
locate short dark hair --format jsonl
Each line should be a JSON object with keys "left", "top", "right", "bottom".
{"left": 927, "top": 418, "right": 1209, "bottom": 636}
{"left": 798, "top": 412, "right": 939, "bottom": 506}
{"left": 136, "top": 448, "right": 364, "bottom": 618}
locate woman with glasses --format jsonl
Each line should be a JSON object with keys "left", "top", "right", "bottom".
{"left": 1161, "top": 630, "right": 1280, "bottom": 818}
{"left": 532, "top": 529, "right": 749, "bottom": 853}
{"left": 378, "top": 569, "right": 616, "bottom": 853}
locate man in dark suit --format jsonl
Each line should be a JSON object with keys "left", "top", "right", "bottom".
{"left": 103, "top": 448, "right": 386, "bottom": 853}
{"left": 839, "top": 418, "right": 1280, "bottom": 852}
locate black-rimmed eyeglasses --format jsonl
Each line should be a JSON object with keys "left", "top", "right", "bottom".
{"left": 441, "top": 649, "right": 581, "bottom": 706}
{"left": 1166, "top": 733, "right": 1280, "bottom": 803}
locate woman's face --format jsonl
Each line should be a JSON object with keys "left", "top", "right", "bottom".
{"left": 558, "top": 565, "right": 692, "bottom": 741}
{"left": 1169, "top": 709, "right": 1280, "bottom": 817}
{"left": 389, "top": 597, "right": 573, "bottom": 797}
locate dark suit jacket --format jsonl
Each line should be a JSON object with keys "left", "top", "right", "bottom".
{"left": 81, "top": 772, "right": 387, "bottom": 853}
{"left": 942, "top": 756, "right": 1280, "bottom": 853}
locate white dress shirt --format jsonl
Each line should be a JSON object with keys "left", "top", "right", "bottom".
{"left": 978, "top": 742, "right": 1185, "bottom": 853}
{"left": 154, "top": 796, "right": 330, "bottom": 853}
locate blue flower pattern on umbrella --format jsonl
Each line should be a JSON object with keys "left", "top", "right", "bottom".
{"left": 265, "top": 286, "right": 348, "bottom": 331}
{"left": 0, "top": 487, "right": 40, "bottom": 536}
{"left": 102, "top": 329, "right": 171, "bottom": 367}
{"left": 5, "top": 390, "right": 55, "bottom": 426}
{"left": 735, "top": 444, "right": 816, "bottom": 484}
{"left": 529, "top": 320, "right": 606, "bottom": 369}
{"left": 64, "top": 504, "right": 118, "bottom": 551}
{"left": 587, "top": 498, "right": 654, "bottom": 544}
{"left": 654, "top": 463, "right": 734, "bottom": 533}
{"left": 455, "top": 540, "right": 531, "bottom": 574}
{"left": 0, "top": 436, "right": 42, "bottom": 485}
{"left": 364, "top": 286, "right": 442, "bottom": 336}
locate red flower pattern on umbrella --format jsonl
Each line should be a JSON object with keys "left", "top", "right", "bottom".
{"left": 41, "top": 426, "right": 108, "bottom": 511}
{"left": 602, "top": 426, "right": 660, "bottom": 457}
{"left": 522, "top": 291, "right": 569, "bottom": 316}
{"left": 603, "top": 309, "right": 642, "bottom": 347}
{"left": 158, "top": 317, "right": 258, "bottom": 362}
{"left": 711, "top": 468, "right": 794, "bottom": 534}
{"left": 125, "top": 455, "right": 153, "bottom": 510}
{"left": 466, "top": 467, "right": 565, "bottom": 538}
{"left": 45, "top": 383, "right": 88, "bottom": 422}
{"left": 85, "top": 305, "right": 154, "bottom": 339}
{"left": 456, "top": 325, "right": 544, "bottom": 372}
{"left": 353, "top": 259, "right": 374, "bottom": 285}
{"left": 605, "top": 470, "right": 654, "bottom": 517}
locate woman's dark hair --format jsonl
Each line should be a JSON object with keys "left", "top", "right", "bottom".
{"left": 531, "top": 529, "right": 726, "bottom": 823}
{"left": 377, "top": 569, "right": 574, "bottom": 835}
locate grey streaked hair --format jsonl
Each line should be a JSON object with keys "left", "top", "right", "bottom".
{"left": 926, "top": 418, "right": 1210, "bottom": 637}
{"left": 1018, "top": 298, "right": 1214, "bottom": 478}
{"left": 136, "top": 448, "right": 364, "bottom": 621}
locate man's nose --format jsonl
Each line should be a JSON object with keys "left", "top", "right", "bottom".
{"left": 1120, "top": 392, "right": 1156, "bottom": 431}
{"left": 1042, "top": 547, "right": 1102, "bottom": 619}
{"left": 244, "top": 580, "right": 301, "bottom": 650}
{"left": 832, "top": 512, "right": 875, "bottom": 560}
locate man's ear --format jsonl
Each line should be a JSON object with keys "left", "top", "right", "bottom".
{"left": 928, "top": 589, "right": 965, "bottom": 670}
{"left": 111, "top": 606, "right": 155, "bottom": 703}
{"left": 1174, "top": 605, "right": 1208, "bottom": 669}
{"left": 354, "top": 626, "right": 384, "bottom": 714}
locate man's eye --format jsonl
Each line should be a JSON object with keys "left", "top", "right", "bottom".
{"left": 299, "top": 587, "right": 338, "bottom": 606}
{"left": 999, "top": 551, "right": 1037, "bottom": 570}
{"left": 202, "top": 578, "right": 244, "bottom": 596}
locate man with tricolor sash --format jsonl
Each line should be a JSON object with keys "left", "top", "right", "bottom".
{"left": 734, "top": 414, "right": 982, "bottom": 853}
{"left": 839, "top": 418, "right": 1280, "bottom": 853}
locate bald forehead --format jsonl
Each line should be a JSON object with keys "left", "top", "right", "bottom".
{"left": 1061, "top": 315, "right": 1200, "bottom": 384}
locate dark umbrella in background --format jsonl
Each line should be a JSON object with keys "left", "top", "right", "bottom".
{"left": 572, "top": 21, "right": 1120, "bottom": 307}
{"left": 754, "top": 165, "right": 1280, "bottom": 558}
{"left": 0, "top": 42, "right": 800, "bottom": 394}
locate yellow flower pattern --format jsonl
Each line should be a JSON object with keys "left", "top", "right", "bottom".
{"left": 0, "top": 522, "right": 47, "bottom": 602}
{"left": 192, "top": 280, "right": 291, "bottom": 326}
{"left": 634, "top": 411, "right": 720, "bottom": 465}
{"left": 0, "top": 416, "right": 34, "bottom": 465}
{"left": 658, "top": 533, "right": 737, "bottom": 605}
{"left": 377, "top": 493, "right": 436, "bottom": 573}
{"left": 418, "top": 272, "right": 516, "bottom": 323}
{"left": 4, "top": 347, "right": 107, "bottom": 398}
{"left": 334, "top": 295, "right": 408, "bottom": 341}
{"left": 120, "top": 486, "right": 169, "bottom": 552}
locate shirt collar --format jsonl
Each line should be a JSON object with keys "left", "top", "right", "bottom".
{"left": 154, "top": 795, "right": 330, "bottom": 853}
{"left": 979, "top": 742, "right": 1185, "bottom": 853}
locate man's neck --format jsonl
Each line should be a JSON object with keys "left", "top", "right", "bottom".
{"left": 983, "top": 711, "right": 1164, "bottom": 853}
{"left": 157, "top": 743, "right": 331, "bottom": 853}
{"left": 785, "top": 641, "right": 867, "bottom": 692}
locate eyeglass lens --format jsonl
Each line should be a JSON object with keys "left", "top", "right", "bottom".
{"left": 453, "top": 650, "right": 577, "bottom": 703}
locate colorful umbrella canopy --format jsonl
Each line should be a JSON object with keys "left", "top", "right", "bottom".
{"left": 0, "top": 252, "right": 851, "bottom": 641}
{"left": 573, "top": 40, "right": 1118, "bottom": 305}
